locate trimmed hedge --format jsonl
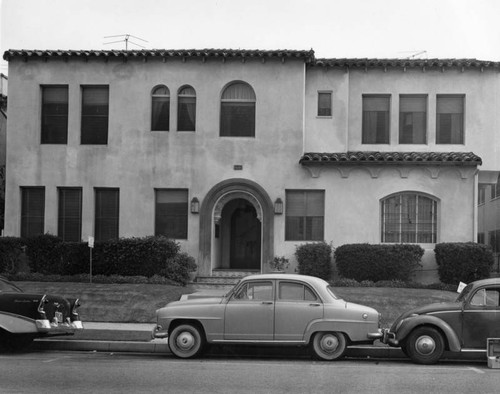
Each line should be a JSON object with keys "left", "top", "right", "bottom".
{"left": 295, "top": 242, "right": 333, "bottom": 280}
{"left": 434, "top": 242, "right": 493, "bottom": 284}
{"left": 335, "top": 243, "right": 424, "bottom": 282}
{"left": 0, "top": 234, "right": 195, "bottom": 285}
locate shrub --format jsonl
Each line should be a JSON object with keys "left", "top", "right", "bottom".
{"left": 295, "top": 242, "right": 333, "bottom": 280}
{"left": 23, "top": 234, "right": 64, "bottom": 274}
{"left": 335, "top": 243, "right": 424, "bottom": 282}
{"left": 0, "top": 237, "right": 26, "bottom": 273}
{"left": 162, "top": 252, "right": 197, "bottom": 285}
{"left": 434, "top": 242, "right": 493, "bottom": 285}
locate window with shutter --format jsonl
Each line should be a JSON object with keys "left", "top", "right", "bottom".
{"left": 220, "top": 82, "right": 256, "bottom": 137}
{"left": 21, "top": 187, "right": 45, "bottom": 238}
{"left": 58, "top": 188, "right": 82, "bottom": 242}
{"left": 399, "top": 95, "right": 427, "bottom": 144}
{"left": 95, "top": 188, "right": 119, "bottom": 241}
{"left": 151, "top": 85, "right": 170, "bottom": 131}
{"left": 81, "top": 86, "right": 109, "bottom": 144}
{"left": 436, "top": 95, "right": 464, "bottom": 144}
{"left": 41, "top": 86, "right": 68, "bottom": 144}
{"left": 155, "top": 189, "right": 188, "bottom": 239}
{"left": 177, "top": 86, "right": 196, "bottom": 131}
{"left": 285, "top": 190, "right": 325, "bottom": 241}
{"left": 362, "top": 95, "right": 390, "bottom": 144}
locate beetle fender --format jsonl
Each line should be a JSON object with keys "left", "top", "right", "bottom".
{"left": 0, "top": 312, "right": 37, "bottom": 334}
{"left": 396, "top": 315, "right": 461, "bottom": 352}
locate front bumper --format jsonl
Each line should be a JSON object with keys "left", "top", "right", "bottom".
{"left": 153, "top": 325, "right": 169, "bottom": 339}
{"left": 36, "top": 319, "right": 84, "bottom": 335}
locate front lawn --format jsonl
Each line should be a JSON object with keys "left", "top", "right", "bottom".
{"left": 17, "top": 281, "right": 458, "bottom": 326}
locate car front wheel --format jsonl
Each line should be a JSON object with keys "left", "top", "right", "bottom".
{"left": 168, "top": 324, "right": 205, "bottom": 359}
{"left": 405, "top": 327, "right": 444, "bottom": 365}
{"left": 311, "top": 331, "right": 347, "bottom": 361}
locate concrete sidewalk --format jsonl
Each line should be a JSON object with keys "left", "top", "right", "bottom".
{"left": 31, "top": 322, "right": 486, "bottom": 363}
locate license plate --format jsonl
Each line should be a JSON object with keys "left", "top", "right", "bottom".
{"left": 55, "top": 312, "right": 63, "bottom": 323}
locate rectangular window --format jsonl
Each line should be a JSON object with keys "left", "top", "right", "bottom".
{"left": 478, "top": 184, "right": 487, "bottom": 205}
{"left": 220, "top": 102, "right": 255, "bottom": 137}
{"left": 41, "top": 86, "right": 68, "bottom": 144}
{"left": 21, "top": 187, "right": 45, "bottom": 238}
{"left": 58, "top": 188, "right": 82, "bottom": 242}
{"left": 81, "top": 86, "right": 109, "bottom": 144}
{"left": 491, "top": 175, "right": 500, "bottom": 200}
{"left": 317, "top": 92, "right": 332, "bottom": 117}
{"left": 95, "top": 188, "right": 119, "bottom": 242}
{"left": 399, "top": 95, "right": 427, "bottom": 144}
{"left": 436, "top": 95, "right": 464, "bottom": 144}
{"left": 362, "top": 95, "right": 390, "bottom": 144}
{"left": 489, "top": 230, "right": 500, "bottom": 253}
{"left": 155, "top": 189, "right": 188, "bottom": 239}
{"left": 285, "top": 190, "right": 324, "bottom": 241}
{"left": 478, "top": 232, "right": 485, "bottom": 244}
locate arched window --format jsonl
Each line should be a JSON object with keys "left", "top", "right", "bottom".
{"left": 381, "top": 192, "right": 438, "bottom": 243}
{"left": 220, "top": 82, "right": 256, "bottom": 137}
{"left": 151, "top": 85, "right": 170, "bottom": 131}
{"left": 177, "top": 85, "right": 196, "bottom": 131}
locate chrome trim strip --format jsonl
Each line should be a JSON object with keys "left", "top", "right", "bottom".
{"left": 212, "top": 339, "right": 306, "bottom": 344}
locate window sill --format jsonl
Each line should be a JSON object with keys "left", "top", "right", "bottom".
{"left": 316, "top": 116, "right": 332, "bottom": 119}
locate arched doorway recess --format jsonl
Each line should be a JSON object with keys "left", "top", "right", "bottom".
{"left": 198, "top": 179, "right": 274, "bottom": 276}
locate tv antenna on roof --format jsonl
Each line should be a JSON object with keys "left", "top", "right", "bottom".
{"left": 103, "top": 34, "right": 148, "bottom": 50}
{"left": 398, "top": 50, "right": 428, "bottom": 59}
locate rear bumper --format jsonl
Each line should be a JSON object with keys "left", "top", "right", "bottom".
{"left": 36, "top": 319, "right": 83, "bottom": 335}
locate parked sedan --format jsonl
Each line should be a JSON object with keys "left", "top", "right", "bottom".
{"left": 0, "top": 276, "right": 83, "bottom": 351}
{"left": 382, "top": 278, "right": 500, "bottom": 364}
{"left": 154, "top": 274, "right": 382, "bottom": 360}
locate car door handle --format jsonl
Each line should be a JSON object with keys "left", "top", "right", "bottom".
{"left": 262, "top": 301, "right": 273, "bottom": 305}
{"left": 309, "top": 303, "right": 321, "bottom": 307}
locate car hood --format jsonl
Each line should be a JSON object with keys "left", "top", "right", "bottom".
{"left": 167, "top": 297, "right": 225, "bottom": 307}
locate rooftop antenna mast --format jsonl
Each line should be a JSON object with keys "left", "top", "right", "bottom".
{"left": 103, "top": 34, "right": 148, "bottom": 50}
{"left": 398, "top": 50, "right": 428, "bottom": 59}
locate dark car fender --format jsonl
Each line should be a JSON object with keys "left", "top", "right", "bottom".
{"left": 394, "top": 315, "right": 461, "bottom": 352}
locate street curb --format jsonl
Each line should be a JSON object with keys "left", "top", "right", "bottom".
{"left": 33, "top": 339, "right": 486, "bottom": 362}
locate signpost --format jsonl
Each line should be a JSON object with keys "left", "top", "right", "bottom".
{"left": 88, "top": 236, "right": 94, "bottom": 283}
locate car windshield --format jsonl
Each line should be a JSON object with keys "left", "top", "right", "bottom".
{"left": 456, "top": 283, "right": 473, "bottom": 302}
{"left": 0, "top": 279, "right": 23, "bottom": 293}
{"left": 327, "top": 285, "right": 342, "bottom": 300}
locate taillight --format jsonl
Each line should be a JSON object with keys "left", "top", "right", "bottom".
{"left": 71, "top": 298, "right": 81, "bottom": 316}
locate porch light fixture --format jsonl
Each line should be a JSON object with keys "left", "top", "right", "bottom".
{"left": 274, "top": 198, "right": 283, "bottom": 215}
{"left": 190, "top": 197, "right": 200, "bottom": 214}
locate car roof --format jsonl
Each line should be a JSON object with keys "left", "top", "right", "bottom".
{"left": 469, "top": 278, "right": 500, "bottom": 287}
{"left": 241, "top": 273, "right": 328, "bottom": 286}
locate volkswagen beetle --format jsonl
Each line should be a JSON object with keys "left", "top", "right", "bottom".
{"left": 154, "top": 274, "right": 382, "bottom": 360}
{"left": 0, "top": 276, "right": 83, "bottom": 351}
{"left": 382, "top": 278, "right": 500, "bottom": 364}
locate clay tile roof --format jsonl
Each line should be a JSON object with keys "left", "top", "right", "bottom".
{"left": 311, "top": 58, "right": 500, "bottom": 70}
{"left": 2, "top": 48, "right": 316, "bottom": 62}
{"left": 299, "top": 151, "right": 482, "bottom": 166}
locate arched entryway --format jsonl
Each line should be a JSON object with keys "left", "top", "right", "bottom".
{"left": 198, "top": 179, "right": 274, "bottom": 275}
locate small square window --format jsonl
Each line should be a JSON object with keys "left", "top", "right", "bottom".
{"left": 318, "top": 92, "right": 332, "bottom": 117}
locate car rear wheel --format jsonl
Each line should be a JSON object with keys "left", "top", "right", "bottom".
{"left": 405, "top": 327, "right": 444, "bottom": 365}
{"left": 311, "top": 331, "right": 347, "bottom": 361}
{"left": 168, "top": 324, "right": 205, "bottom": 359}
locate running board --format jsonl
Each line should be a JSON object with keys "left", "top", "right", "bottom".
{"left": 212, "top": 339, "right": 306, "bottom": 345}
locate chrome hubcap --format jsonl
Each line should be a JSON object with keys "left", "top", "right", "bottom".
{"left": 320, "top": 334, "right": 339, "bottom": 353}
{"left": 176, "top": 332, "right": 195, "bottom": 351}
{"left": 415, "top": 335, "right": 436, "bottom": 355}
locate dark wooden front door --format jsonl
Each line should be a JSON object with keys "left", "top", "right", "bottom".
{"left": 230, "top": 203, "right": 261, "bottom": 269}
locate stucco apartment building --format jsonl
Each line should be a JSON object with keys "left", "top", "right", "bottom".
{"left": 2, "top": 49, "right": 500, "bottom": 282}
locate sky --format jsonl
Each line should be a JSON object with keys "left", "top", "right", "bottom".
{"left": 1, "top": 0, "right": 500, "bottom": 75}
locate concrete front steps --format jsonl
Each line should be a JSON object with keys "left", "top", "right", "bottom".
{"left": 192, "top": 269, "right": 260, "bottom": 289}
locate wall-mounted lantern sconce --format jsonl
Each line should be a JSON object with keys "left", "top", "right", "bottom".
{"left": 190, "top": 197, "right": 200, "bottom": 214}
{"left": 274, "top": 198, "right": 283, "bottom": 215}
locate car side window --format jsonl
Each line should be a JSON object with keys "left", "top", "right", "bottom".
{"left": 232, "top": 281, "right": 273, "bottom": 301}
{"left": 470, "top": 288, "right": 500, "bottom": 307}
{"left": 278, "top": 282, "right": 318, "bottom": 302}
